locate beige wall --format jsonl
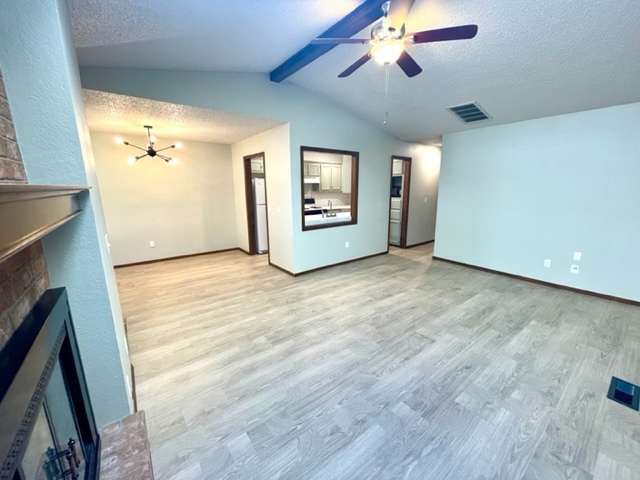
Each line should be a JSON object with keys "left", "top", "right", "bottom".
{"left": 92, "top": 132, "right": 237, "bottom": 265}
{"left": 406, "top": 145, "right": 441, "bottom": 246}
{"left": 231, "top": 124, "right": 293, "bottom": 271}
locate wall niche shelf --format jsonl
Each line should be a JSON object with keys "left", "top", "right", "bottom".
{"left": 0, "top": 184, "right": 90, "bottom": 263}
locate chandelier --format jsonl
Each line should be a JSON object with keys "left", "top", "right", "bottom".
{"left": 115, "top": 125, "right": 181, "bottom": 165}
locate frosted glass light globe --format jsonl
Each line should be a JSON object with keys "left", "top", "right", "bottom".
{"left": 372, "top": 42, "right": 404, "bottom": 65}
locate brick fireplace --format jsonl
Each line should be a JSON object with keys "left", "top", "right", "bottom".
{"left": 0, "top": 71, "right": 51, "bottom": 350}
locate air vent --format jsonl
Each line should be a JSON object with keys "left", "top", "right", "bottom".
{"left": 447, "top": 102, "right": 490, "bottom": 123}
{"left": 608, "top": 377, "right": 640, "bottom": 410}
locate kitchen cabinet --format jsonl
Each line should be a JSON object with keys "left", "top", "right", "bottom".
{"left": 342, "top": 156, "right": 351, "bottom": 194}
{"left": 320, "top": 164, "right": 342, "bottom": 191}
{"left": 251, "top": 159, "right": 264, "bottom": 173}
{"left": 392, "top": 159, "right": 404, "bottom": 175}
{"left": 389, "top": 197, "right": 402, "bottom": 246}
{"left": 306, "top": 163, "right": 321, "bottom": 176}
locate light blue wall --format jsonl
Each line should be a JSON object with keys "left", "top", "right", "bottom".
{"left": 81, "top": 68, "right": 433, "bottom": 273}
{"left": 435, "top": 102, "right": 640, "bottom": 302}
{"left": 0, "top": 0, "right": 132, "bottom": 426}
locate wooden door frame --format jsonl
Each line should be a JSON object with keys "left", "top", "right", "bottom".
{"left": 243, "top": 152, "right": 268, "bottom": 256}
{"left": 388, "top": 155, "right": 412, "bottom": 248}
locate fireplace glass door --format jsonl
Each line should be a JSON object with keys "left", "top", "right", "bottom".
{"left": 0, "top": 289, "right": 100, "bottom": 480}
{"left": 18, "top": 359, "right": 87, "bottom": 480}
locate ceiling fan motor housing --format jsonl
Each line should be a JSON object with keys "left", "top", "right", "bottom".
{"left": 371, "top": 19, "right": 405, "bottom": 42}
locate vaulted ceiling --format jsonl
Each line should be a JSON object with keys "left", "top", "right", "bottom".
{"left": 83, "top": 90, "right": 284, "bottom": 144}
{"left": 71, "top": 0, "right": 640, "bottom": 144}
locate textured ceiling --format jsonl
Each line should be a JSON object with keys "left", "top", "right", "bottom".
{"left": 71, "top": 0, "right": 640, "bottom": 144}
{"left": 83, "top": 90, "right": 284, "bottom": 144}
{"left": 70, "top": 0, "right": 362, "bottom": 72}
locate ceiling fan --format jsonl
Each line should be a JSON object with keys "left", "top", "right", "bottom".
{"left": 311, "top": 0, "right": 478, "bottom": 78}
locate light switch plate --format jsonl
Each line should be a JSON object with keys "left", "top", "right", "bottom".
{"left": 570, "top": 264, "right": 579, "bottom": 274}
{"left": 573, "top": 251, "right": 582, "bottom": 261}
{"left": 544, "top": 259, "right": 551, "bottom": 268}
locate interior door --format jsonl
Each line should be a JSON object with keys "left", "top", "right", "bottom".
{"left": 388, "top": 156, "right": 412, "bottom": 248}
{"left": 243, "top": 153, "right": 268, "bottom": 255}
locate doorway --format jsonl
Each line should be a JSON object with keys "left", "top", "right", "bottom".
{"left": 243, "top": 152, "right": 269, "bottom": 255}
{"left": 389, "top": 156, "right": 411, "bottom": 248}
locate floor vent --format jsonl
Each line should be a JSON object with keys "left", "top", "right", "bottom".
{"left": 447, "top": 102, "right": 490, "bottom": 123}
{"left": 607, "top": 377, "right": 640, "bottom": 410}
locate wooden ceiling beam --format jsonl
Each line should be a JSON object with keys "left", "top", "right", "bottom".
{"left": 269, "top": 0, "right": 384, "bottom": 83}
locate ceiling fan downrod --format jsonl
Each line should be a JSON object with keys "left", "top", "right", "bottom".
{"left": 384, "top": 63, "right": 391, "bottom": 125}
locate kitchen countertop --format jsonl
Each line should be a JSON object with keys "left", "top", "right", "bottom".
{"left": 305, "top": 204, "right": 351, "bottom": 210}
{"left": 305, "top": 212, "right": 352, "bottom": 226}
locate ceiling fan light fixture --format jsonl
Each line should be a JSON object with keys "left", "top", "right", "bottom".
{"left": 372, "top": 41, "right": 405, "bottom": 65}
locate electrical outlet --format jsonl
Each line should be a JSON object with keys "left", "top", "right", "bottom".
{"left": 345, "top": 241, "right": 350, "bottom": 248}
{"left": 570, "top": 264, "right": 580, "bottom": 274}
{"left": 573, "top": 251, "right": 582, "bottom": 261}
{"left": 544, "top": 259, "right": 551, "bottom": 268}
{"left": 149, "top": 240, "right": 155, "bottom": 248}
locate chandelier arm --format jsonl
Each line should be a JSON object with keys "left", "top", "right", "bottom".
{"left": 154, "top": 145, "right": 176, "bottom": 153}
{"left": 157, "top": 153, "right": 172, "bottom": 161}
{"left": 146, "top": 126, "right": 153, "bottom": 146}
{"left": 124, "top": 142, "right": 148, "bottom": 152}
{"left": 136, "top": 154, "right": 150, "bottom": 160}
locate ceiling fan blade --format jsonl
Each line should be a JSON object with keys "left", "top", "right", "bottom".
{"left": 338, "top": 52, "right": 372, "bottom": 78}
{"left": 387, "top": 0, "right": 416, "bottom": 31}
{"left": 396, "top": 51, "right": 423, "bottom": 77}
{"left": 311, "top": 38, "right": 370, "bottom": 45}
{"left": 409, "top": 24, "right": 478, "bottom": 44}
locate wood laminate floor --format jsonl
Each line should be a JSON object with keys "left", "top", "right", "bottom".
{"left": 116, "top": 245, "right": 640, "bottom": 480}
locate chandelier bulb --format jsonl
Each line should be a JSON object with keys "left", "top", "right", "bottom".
{"left": 115, "top": 137, "right": 124, "bottom": 145}
{"left": 175, "top": 142, "right": 183, "bottom": 149}
{"left": 127, "top": 157, "right": 137, "bottom": 165}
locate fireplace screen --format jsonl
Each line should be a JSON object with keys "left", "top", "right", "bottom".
{"left": 0, "top": 289, "right": 100, "bottom": 480}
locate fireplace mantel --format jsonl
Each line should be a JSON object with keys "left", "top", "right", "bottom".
{"left": 0, "top": 184, "right": 90, "bottom": 263}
